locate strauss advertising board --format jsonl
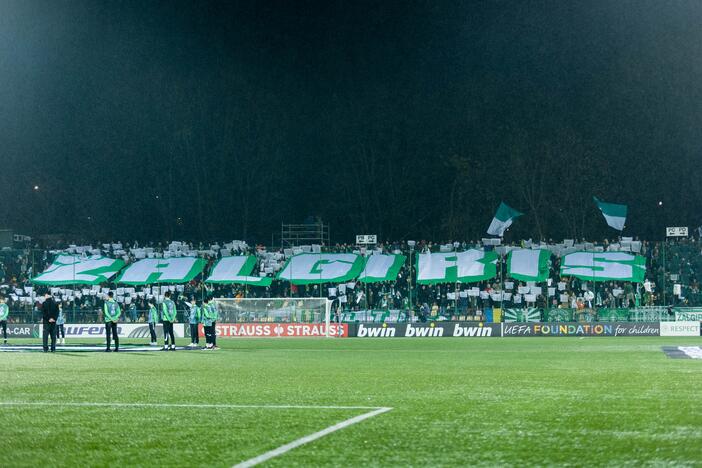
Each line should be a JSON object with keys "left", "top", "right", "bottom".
{"left": 204, "top": 323, "right": 348, "bottom": 338}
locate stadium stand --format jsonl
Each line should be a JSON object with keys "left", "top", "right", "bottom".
{"left": 1, "top": 237, "right": 700, "bottom": 323}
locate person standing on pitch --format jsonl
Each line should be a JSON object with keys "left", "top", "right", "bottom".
{"left": 147, "top": 298, "right": 158, "bottom": 346}
{"left": 41, "top": 292, "right": 59, "bottom": 352}
{"left": 187, "top": 297, "right": 202, "bottom": 348}
{"left": 56, "top": 305, "right": 66, "bottom": 345}
{"left": 103, "top": 292, "right": 121, "bottom": 352}
{"left": 201, "top": 297, "right": 212, "bottom": 349}
{"left": 203, "top": 297, "right": 219, "bottom": 350}
{"left": 0, "top": 296, "right": 9, "bottom": 344}
{"left": 209, "top": 299, "right": 219, "bottom": 350}
{"left": 161, "top": 291, "right": 177, "bottom": 351}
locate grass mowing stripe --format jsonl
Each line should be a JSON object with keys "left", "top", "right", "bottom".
{"left": 0, "top": 402, "right": 385, "bottom": 410}
{"left": 3, "top": 406, "right": 356, "bottom": 468}
{"left": 233, "top": 407, "right": 393, "bottom": 468}
{"left": 0, "top": 402, "right": 393, "bottom": 466}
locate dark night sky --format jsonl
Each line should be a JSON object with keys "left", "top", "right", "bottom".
{"left": 1, "top": 0, "right": 701, "bottom": 244}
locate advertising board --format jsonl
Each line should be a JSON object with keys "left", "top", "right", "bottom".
{"left": 660, "top": 321, "right": 700, "bottom": 337}
{"left": 208, "top": 323, "right": 348, "bottom": 338}
{"left": 40, "top": 323, "right": 185, "bottom": 338}
{"left": 3, "top": 324, "right": 40, "bottom": 338}
{"left": 349, "top": 322, "right": 502, "bottom": 338}
{"left": 502, "top": 322, "right": 660, "bottom": 337}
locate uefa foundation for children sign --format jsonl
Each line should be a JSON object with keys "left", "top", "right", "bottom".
{"left": 503, "top": 322, "right": 660, "bottom": 336}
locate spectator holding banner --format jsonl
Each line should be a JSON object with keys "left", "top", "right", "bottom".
{"left": 103, "top": 292, "right": 121, "bottom": 352}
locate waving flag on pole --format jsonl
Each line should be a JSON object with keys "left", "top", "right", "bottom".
{"left": 487, "top": 202, "right": 523, "bottom": 237}
{"left": 593, "top": 197, "right": 627, "bottom": 231}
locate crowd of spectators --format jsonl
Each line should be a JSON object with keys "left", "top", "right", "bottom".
{"left": 0, "top": 235, "right": 700, "bottom": 323}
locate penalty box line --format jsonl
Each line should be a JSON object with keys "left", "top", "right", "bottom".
{"left": 0, "top": 402, "right": 393, "bottom": 467}
{"left": 233, "top": 406, "right": 393, "bottom": 468}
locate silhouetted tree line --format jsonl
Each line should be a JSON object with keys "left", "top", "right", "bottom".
{"left": 1, "top": 1, "right": 700, "bottom": 244}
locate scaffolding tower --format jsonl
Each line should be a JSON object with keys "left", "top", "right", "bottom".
{"left": 280, "top": 220, "right": 330, "bottom": 248}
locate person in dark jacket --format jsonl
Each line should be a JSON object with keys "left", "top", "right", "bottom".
{"left": 41, "top": 292, "right": 59, "bottom": 352}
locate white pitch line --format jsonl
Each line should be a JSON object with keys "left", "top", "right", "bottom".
{"left": 0, "top": 401, "right": 394, "bottom": 467}
{"left": 0, "top": 402, "right": 385, "bottom": 410}
{"left": 232, "top": 406, "right": 393, "bottom": 468}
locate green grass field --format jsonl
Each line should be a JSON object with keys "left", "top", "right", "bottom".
{"left": 2, "top": 336, "right": 702, "bottom": 467}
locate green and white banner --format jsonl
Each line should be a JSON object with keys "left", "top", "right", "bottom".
{"left": 507, "top": 249, "right": 550, "bottom": 282}
{"left": 358, "top": 254, "right": 406, "bottom": 283}
{"left": 116, "top": 257, "right": 207, "bottom": 285}
{"left": 487, "top": 202, "right": 523, "bottom": 237}
{"left": 673, "top": 308, "right": 702, "bottom": 321}
{"left": 276, "top": 253, "right": 365, "bottom": 285}
{"left": 594, "top": 197, "right": 627, "bottom": 231}
{"left": 503, "top": 308, "right": 541, "bottom": 322}
{"left": 32, "top": 255, "right": 125, "bottom": 286}
{"left": 560, "top": 252, "right": 645, "bottom": 282}
{"left": 416, "top": 250, "right": 497, "bottom": 284}
{"left": 205, "top": 256, "right": 272, "bottom": 286}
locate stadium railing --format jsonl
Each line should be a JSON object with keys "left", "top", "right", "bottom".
{"left": 5, "top": 306, "right": 692, "bottom": 324}
{"left": 3, "top": 308, "right": 189, "bottom": 325}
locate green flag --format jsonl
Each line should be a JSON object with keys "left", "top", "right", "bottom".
{"left": 593, "top": 197, "right": 627, "bottom": 231}
{"left": 487, "top": 202, "right": 523, "bottom": 237}
{"left": 503, "top": 308, "right": 541, "bottom": 322}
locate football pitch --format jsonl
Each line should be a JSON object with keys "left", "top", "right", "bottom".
{"left": 1, "top": 337, "right": 701, "bottom": 467}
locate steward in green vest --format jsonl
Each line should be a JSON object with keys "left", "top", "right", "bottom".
{"left": 187, "top": 297, "right": 202, "bottom": 347}
{"left": 147, "top": 298, "right": 158, "bottom": 345}
{"left": 161, "top": 291, "right": 177, "bottom": 351}
{"left": 203, "top": 298, "right": 219, "bottom": 350}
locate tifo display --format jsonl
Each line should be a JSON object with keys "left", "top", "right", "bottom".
{"left": 31, "top": 250, "right": 647, "bottom": 285}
